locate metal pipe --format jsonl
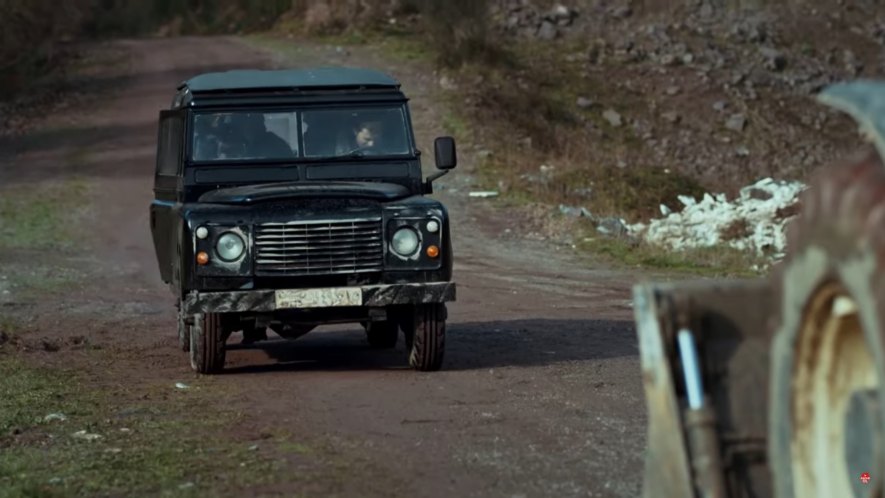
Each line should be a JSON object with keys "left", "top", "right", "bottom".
{"left": 678, "top": 328, "right": 705, "bottom": 409}
{"left": 677, "top": 328, "right": 728, "bottom": 498}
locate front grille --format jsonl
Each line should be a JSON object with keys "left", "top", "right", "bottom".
{"left": 254, "top": 218, "right": 384, "bottom": 276}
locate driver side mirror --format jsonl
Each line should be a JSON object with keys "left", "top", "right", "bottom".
{"left": 434, "top": 137, "right": 457, "bottom": 170}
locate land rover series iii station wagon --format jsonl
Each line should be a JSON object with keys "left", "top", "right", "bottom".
{"left": 149, "top": 68, "right": 457, "bottom": 374}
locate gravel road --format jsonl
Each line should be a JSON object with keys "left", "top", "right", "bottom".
{"left": 1, "top": 36, "right": 648, "bottom": 498}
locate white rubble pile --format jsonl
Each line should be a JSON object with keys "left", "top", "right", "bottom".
{"left": 627, "top": 178, "right": 807, "bottom": 259}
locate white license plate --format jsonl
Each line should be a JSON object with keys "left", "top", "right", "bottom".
{"left": 275, "top": 287, "right": 363, "bottom": 309}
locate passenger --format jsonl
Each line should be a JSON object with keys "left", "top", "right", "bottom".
{"left": 230, "top": 113, "right": 293, "bottom": 159}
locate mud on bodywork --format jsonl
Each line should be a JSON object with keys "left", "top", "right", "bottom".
{"left": 182, "top": 282, "right": 456, "bottom": 315}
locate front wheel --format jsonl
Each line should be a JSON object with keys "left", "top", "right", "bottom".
{"left": 189, "top": 313, "right": 226, "bottom": 374}
{"left": 403, "top": 304, "right": 447, "bottom": 372}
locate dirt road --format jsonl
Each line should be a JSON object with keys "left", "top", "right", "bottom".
{"left": 1, "top": 36, "right": 646, "bottom": 497}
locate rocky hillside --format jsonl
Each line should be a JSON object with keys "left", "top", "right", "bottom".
{"left": 6, "top": 0, "right": 883, "bottom": 263}
{"left": 480, "top": 0, "right": 883, "bottom": 195}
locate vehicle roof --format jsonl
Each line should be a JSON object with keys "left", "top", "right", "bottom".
{"left": 180, "top": 67, "right": 401, "bottom": 93}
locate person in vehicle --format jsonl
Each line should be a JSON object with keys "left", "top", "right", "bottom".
{"left": 333, "top": 118, "right": 386, "bottom": 156}
{"left": 355, "top": 120, "right": 381, "bottom": 148}
{"left": 354, "top": 113, "right": 408, "bottom": 155}
{"left": 227, "top": 113, "right": 293, "bottom": 159}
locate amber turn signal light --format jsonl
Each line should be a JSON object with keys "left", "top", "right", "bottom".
{"left": 196, "top": 251, "right": 210, "bottom": 265}
{"left": 426, "top": 245, "right": 440, "bottom": 258}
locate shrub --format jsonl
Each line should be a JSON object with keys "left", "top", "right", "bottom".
{"left": 0, "top": 0, "right": 90, "bottom": 95}
{"left": 418, "top": 0, "right": 499, "bottom": 68}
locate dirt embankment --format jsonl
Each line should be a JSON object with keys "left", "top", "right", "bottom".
{"left": 387, "top": 0, "right": 883, "bottom": 272}
{"left": 483, "top": 0, "right": 879, "bottom": 192}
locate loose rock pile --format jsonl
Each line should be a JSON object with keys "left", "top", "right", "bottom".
{"left": 484, "top": 0, "right": 879, "bottom": 194}
{"left": 626, "top": 178, "right": 807, "bottom": 260}
{"left": 494, "top": 1, "right": 579, "bottom": 40}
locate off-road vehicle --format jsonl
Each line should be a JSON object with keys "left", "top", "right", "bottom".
{"left": 149, "top": 68, "right": 456, "bottom": 374}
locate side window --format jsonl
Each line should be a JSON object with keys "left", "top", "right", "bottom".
{"left": 156, "top": 112, "right": 183, "bottom": 176}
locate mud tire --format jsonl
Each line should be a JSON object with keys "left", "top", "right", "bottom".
{"left": 365, "top": 321, "right": 398, "bottom": 349}
{"left": 404, "top": 304, "right": 447, "bottom": 372}
{"left": 189, "top": 313, "right": 226, "bottom": 374}
{"left": 769, "top": 148, "right": 885, "bottom": 498}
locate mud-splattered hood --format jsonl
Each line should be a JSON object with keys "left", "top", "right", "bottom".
{"left": 197, "top": 181, "right": 412, "bottom": 205}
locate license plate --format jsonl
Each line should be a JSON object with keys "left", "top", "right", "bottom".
{"left": 275, "top": 287, "right": 363, "bottom": 309}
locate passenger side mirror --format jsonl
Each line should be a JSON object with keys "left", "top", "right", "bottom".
{"left": 424, "top": 137, "right": 457, "bottom": 194}
{"left": 434, "top": 137, "right": 457, "bottom": 170}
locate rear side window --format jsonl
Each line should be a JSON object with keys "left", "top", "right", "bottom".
{"left": 156, "top": 112, "right": 183, "bottom": 176}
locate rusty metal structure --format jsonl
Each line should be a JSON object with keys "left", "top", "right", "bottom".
{"left": 633, "top": 80, "right": 885, "bottom": 498}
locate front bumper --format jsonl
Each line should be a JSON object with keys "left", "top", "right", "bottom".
{"left": 182, "top": 282, "right": 456, "bottom": 315}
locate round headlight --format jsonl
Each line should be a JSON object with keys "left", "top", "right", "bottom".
{"left": 426, "top": 220, "right": 440, "bottom": 233}
{"left": 391, "top": 228, "right": 420, "bottom": 256}
{"left": 216, "top": 232, "right": 245, "bottom": 262}
{"left": 195, "top": 226, "right": 209, "bottom": 239}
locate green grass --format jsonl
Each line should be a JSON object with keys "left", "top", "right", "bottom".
{"left": 440, "top": 106, "right": 471, "bottom": 143}
{"left": 0, "top": 355, "right": 292, "bottom": 498}
{"left": 0, "top": 179, "right": 90, "bottom": 250}
{"left": 247, "top": 426, "right": 313, "bottom": 456}
{"left": 247, "top": 23, "right": 431, "bottom": 65}
{"left": 577, "top": 234, "right": 767, "bottom": 278}
{"left": 3, "top": 264, "right": 86, "bottom": 300}
{"left": 0, "top": 178, "right": 92, "bottom": 298}
{"left": 360, "top": 23, "right": 432, "bottom": 63}
{"left": 0, "top": 317, "right": 21, "bottom": 351}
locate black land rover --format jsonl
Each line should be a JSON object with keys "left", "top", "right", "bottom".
{"left": 149, "top": 68, "right": 456, "bottom": 374}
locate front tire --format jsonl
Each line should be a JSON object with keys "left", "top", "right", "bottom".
{"left": 189, "top": 313, "right": 226, "bottom": 374}
{"left": 404, "top": 304, "right": 447, "bottom": 371}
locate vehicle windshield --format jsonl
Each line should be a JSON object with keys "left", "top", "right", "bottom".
{"left": 191, "top": 106, "right": 411, "bottom": 162}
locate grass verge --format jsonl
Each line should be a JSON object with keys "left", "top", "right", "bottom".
{"left": 576, "top": 233, "right": 767, "bottom": 278}
{"left": 0, "top": 354, "right": 290, "bottom": 498}
{"left": 0, "top": 178, "right": 93, "bottom": 299}
{"left": 0, "top": 179, "right": 91, "bottom": 251}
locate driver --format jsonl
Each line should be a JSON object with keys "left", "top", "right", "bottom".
{"left": 349, "top": 120, "right": 384, "bottom": 153}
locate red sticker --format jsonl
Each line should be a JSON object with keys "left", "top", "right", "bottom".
{"left": 861, "top": 472, "right": 871, "bottom": 484}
